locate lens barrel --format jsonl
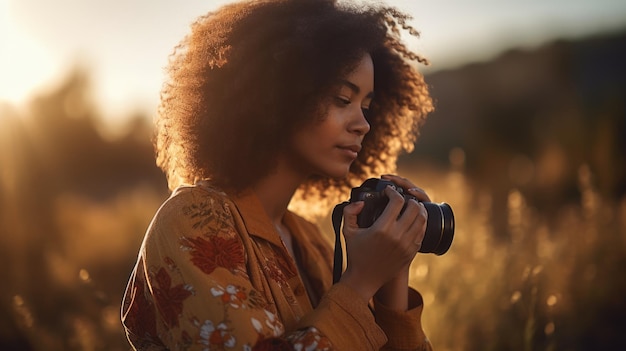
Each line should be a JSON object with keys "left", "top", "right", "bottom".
{"left": 420, "top": 202, "right": 455, "bottom": 255}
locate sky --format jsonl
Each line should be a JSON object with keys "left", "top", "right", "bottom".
{"left": 1, "top": 0, "right": 626, "bottom": 128}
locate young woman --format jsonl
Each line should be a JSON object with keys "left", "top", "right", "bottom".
{"left": 121, "top": 0, "right": 435, "bottom": 350}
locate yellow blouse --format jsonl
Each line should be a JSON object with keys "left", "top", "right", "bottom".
{"left": 121, "top": 183, "right": 432, "bottom": 350}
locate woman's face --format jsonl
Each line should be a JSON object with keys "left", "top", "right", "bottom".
{"left": 286, "top": 53, "right": 374, "bottom": 179}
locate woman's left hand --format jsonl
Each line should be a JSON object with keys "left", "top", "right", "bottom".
{"left": 381, "top": 174, "right": 431, "bottom": 203}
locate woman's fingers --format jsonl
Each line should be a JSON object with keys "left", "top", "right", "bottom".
{"left": 406, "top": 201, "right": 428, "bottom": 247}
{"left": 394, "top": 197, "right": 419, "bottom": 226}
{"left": 372, "top": 184, "right": 428, "bottom": 248}
{"left": 381, "top": 174, "right": 431, "bottom": 202}
{"left": 342, "top": 201, "right": 365, "bottom": 234}
{"left": 395, "top": 199, "right": 427, "bottom": 248}
{"left": 372, "top": 185, "right": 407, "bottom": 227}
{"left": 406, "top": 187, "right": 431, "bottom": 203}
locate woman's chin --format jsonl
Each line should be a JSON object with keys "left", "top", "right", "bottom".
{"left": 324, "top": 167, "right": 352, "bottom": 180}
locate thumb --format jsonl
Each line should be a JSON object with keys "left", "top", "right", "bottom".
{"left": 342, "top": 201, "right": 365, "bottom": 235}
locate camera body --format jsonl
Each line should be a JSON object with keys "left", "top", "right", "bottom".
{"left": 349, "top": 178, "right": 455, "bottom": 255}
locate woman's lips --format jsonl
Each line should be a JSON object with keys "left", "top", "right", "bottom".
{"left": 337, "top": 144, "right": 361, "bottom": 159}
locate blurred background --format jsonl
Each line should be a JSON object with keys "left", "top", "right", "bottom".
{"left": 1, "top": 0, "right": 625, "bottom": 350}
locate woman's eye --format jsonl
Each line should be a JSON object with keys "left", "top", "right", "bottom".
{"left": 335, "top": 97, "right": 351, "bottom": 105}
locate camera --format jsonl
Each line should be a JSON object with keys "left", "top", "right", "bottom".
{"left": 349, "top": 178, "right": 455, "bottom": 255}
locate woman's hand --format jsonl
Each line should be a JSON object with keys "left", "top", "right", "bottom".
{"left": 382, "top": 174, "right": 431, "bottom": 203}
{"left": 376, "top": 175, "right": 431, "bottom": 310}
{"left": 338, "top": 175, "right": 429, "bottom": 302}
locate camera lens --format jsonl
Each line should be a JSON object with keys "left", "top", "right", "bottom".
{"left": 419, "top": 202, "right": 455, "bottom": 255}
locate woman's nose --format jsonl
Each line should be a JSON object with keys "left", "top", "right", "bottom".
{"left": 350, "top": 110, "right": 371, "bottom": 136}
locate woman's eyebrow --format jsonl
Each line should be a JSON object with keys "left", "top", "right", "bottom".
{"left": 339, "top": 79, "right": 375, "bottom": 98}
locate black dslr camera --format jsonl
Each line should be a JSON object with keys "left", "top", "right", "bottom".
{"left": 350, "top": 178, "right": 455, "bottom": 255}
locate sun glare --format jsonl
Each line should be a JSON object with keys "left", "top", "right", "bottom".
{"left": 0, "top": 0, "right": 56, "bottom": 105}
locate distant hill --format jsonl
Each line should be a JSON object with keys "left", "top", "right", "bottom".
{"left": 406, "top": 29, "right": 626, "bottom": 213}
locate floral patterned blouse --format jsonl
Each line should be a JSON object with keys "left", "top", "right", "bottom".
{"left": 121, "top": 183, "right": 432, "bottom": 350}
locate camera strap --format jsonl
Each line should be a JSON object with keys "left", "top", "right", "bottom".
{"left": 331, "top": 201, "right": 349, "bottom": 284}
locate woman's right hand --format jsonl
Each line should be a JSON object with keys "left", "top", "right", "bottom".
{"left": 338, "top": 185, "right": 428, "bottom": 301}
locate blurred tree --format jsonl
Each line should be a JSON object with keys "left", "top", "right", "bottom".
{"left": 26, "top": 67, "right": 165, "bottom": 198}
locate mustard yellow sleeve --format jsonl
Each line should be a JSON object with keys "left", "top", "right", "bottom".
{"left": 296, "top": 282, "right": 388, "bottom": 350}
{"left": 374, "top": 288, "right": 433, "bottom": 351}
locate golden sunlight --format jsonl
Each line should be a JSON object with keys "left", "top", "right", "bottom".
{"left": 0, "top": 0, "right": 56, "bottom": 104}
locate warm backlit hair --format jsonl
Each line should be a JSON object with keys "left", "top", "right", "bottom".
{"left": 155, "top": 0, "right": 433, "bottom": 213}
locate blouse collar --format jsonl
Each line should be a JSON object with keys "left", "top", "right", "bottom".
{"left": 230, "top": 188, "right": 286, "bottom": 248}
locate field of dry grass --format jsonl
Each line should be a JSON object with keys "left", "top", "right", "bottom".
{"left": 3, "top": 150, "right": 625, "bottom": 350}
{"left": 398, "top": 163, "right": 626, "bottom": 351}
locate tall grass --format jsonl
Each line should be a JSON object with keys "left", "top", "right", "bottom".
{"left": 3, "top": 154, "right": 624, "bottom": 350}
{"left": 402, "top": 162, "right": 626, "bottom": 351}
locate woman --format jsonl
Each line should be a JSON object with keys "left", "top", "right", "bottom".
{"left": 121, "top": 0, "right": 435, "bottom": 350}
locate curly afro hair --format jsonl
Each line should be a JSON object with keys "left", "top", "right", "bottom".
{"left": 155, "top": 0, "right": 433, "bottom": 213}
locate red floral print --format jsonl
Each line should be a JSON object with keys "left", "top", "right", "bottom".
{"left": 263, "top": 251, "right": 298, "bottom": 286}
{"left": 183, "top": 235, "right": 246, "bottom": 275}
{"left": 123, "top": 276, "right": 158, "bottom": 339}
{"left": 152, "top": 267, "right": 192, "bottom": 328}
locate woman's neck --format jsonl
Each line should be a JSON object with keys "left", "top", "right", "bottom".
{"left": 252, "top": 159, "right": 306, "bottom": 225}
